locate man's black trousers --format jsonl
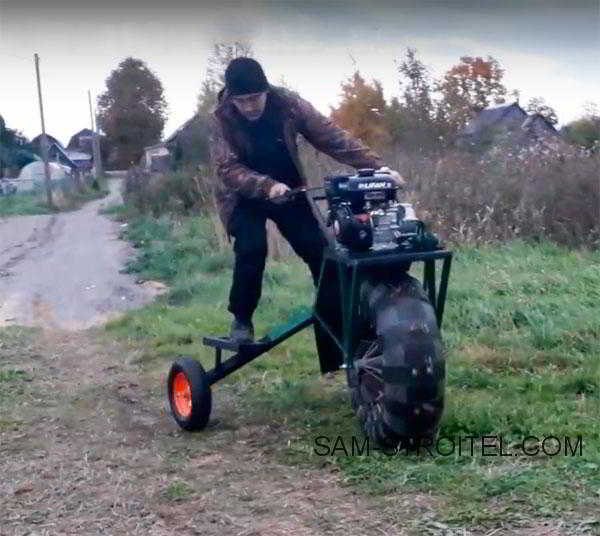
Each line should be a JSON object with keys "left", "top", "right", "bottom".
{"left": 227, "top": 196, "right": 343, "bottom": 373}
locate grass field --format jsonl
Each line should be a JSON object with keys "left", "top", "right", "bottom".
{"left": 106, "top": 210, "right": 600, "bottom": 531}
{"left": 0, "top": 178, "right": 109, "bottom": 217}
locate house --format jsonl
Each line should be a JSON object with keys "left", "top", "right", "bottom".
{"left": 30, "top": 131, "right": 94, "bottom": 172}
{"left": 520, "top": 114, "right": 560, "bottom": 141}
{"left": 67, "top": 128, "right": 95, "bottom": 153}
{"left": 459, "top": 102, "right": 560, "bottom": 151}
{"left": 30, "top": 133, "right": 63, "bottom": 155}
{"left": 164, "top": 114, "right": 210, "bottom": 166}
{"left": 141, "top": 142, "right": 171, "bottom": 172}
{"left": 138, "top": 113, "right": 210, "bottom": 171}
{"left": 48, "top": 142, "right": 92, "bottom": 172}
{"left": 64, "top": 149, "right": 93, "bottom": 171}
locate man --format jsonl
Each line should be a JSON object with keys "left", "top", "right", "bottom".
{"left": 209, "top": 57, "right": 402, "bottom": 371}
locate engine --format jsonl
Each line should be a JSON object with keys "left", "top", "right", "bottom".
{"left": 324, "top": 169, "right": 439, "bottom": 252}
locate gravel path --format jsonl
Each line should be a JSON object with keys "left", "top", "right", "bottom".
{"left": 0, "top": 179, "right": 161, "bottom": 329}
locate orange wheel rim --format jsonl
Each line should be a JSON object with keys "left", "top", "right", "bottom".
{"left": 173, "top": 372, "right": 192, "bottom": 418}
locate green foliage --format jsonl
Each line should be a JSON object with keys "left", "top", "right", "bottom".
{"left": 387, "top": 48, "right": 448, "bottom": 154}
{"left": 97, "top": 58, "right": 167, "bottom": 169}
{"left": 0, "top": 114, "right": 31, "bottom": 176}
{"left": 123, "top": 167, "right": 215, "bottom": 216}
{"left": 0, "top": 189, "right": 52, "bottom": 216}
{"left": 562, "top": 109, "right": 600, "bottom": 150}
{"left": 163, "top": 481, "right": 194, "bottom": 502}
{"left": 0, "top": 176, "right": 108, "bottom": 217}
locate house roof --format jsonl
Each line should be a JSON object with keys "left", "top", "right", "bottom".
{"left": 48, "top": 142, "right": 79, "bottom": 169}
{"left": 521, "top": 113, "right": 558, "bottom": 133}
{"left": 71, "top": 128, "right": 94, "bottom": 137}
{"left": 67, "top": 128, "right": 95, "bottom": 149}
{"left": 462, "top": 102, "right": 527, "bottom": 136}
{"left": 31, "top": 133, "right": 63, "bottom": 148}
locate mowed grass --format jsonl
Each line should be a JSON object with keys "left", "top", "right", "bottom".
{"left": 106, "top": 212, "right": 600, "bottom": 529}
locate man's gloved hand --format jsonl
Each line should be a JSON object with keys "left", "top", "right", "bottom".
{"left": 268, "top": 182, "right": 291, "bottom": 199}
{"left": 376, "top": 166, "right": 406, "bottom": 187}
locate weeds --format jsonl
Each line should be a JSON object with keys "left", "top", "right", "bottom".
{"left": 122, "top": 137, "right": 599, "bottom": 249}
{"left": 163, "top": 481, "right": 195, "bottom": 502}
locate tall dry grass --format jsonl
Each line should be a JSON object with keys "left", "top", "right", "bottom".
{"left": 406, "top": 145, "right": 599, "bottom": 248}
{"left": 123, "top": 141, "right": 599, "bottom": 253}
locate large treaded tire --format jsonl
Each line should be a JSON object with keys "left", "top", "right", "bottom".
{"left": 348, "top": 274, "right": 445, "bottom": 449}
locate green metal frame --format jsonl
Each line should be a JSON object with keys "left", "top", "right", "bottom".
{"left": 312, "top": 247, "right": 452, "bottom": 369}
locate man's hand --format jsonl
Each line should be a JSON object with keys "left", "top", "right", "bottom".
{"left": 376, "top": 166, "right": 406, "bottom": 187}
{"left": 268, "top": 182, "right": 291, "bottom": 199}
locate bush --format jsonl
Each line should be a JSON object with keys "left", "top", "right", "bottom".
{"left": 123, "top": 165, "right": 216, "bottom": 217}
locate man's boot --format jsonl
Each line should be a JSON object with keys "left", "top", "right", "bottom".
{"left": 230, "top": 316, "right": 255, "bottom": 343}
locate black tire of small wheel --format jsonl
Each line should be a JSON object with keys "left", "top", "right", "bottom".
{"left": 348, "top": 274, "right": 446, "bottom": 450}
{"left": 167, "top": 358, "right": 212, "bottom": 431}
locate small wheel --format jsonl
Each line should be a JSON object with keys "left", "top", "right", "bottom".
{"left": 167, "top": 358, "right": 212, "bottom": 431}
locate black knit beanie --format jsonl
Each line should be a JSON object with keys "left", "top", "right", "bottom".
{"left": 225, "top": 57, "right": 269, "bottom": 96}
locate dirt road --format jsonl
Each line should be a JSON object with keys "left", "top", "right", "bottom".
{"left": 0, "top": 179, "right": 161, "bottom": 329}
{"left": 2, "top": 327, "right": 422, "bottom": 536}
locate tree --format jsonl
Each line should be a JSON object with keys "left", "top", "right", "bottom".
{"left": 382, "top": 96, "right": 404, "bottom": 150}
{"left": 561, "top": 102, "right": 600, "bottom": 150}
{"left": 397, "top": 48, "right": 434, "bottom": 124}
{"left": 168, "top": 42, "right": 255, "bottom": 169}
{"left": 525, "top": 97, "right": 558, "bottom": 125}
{"left": 330, "top": 71, "right": 390, "bottom": 150}
{"left": 0, "top": 114, "right": 32, "bottom": 176}
{"left": 97, "top": 57, "right": 167, "bottom": 169}
{"left": 437, "top": 55, "right": 508, "bottom": 133}
{"left": 197, "top": 42, "right": 253, "bottom": 118}
{"left": 388, "top": 48, "right": 448, "bottom": 153}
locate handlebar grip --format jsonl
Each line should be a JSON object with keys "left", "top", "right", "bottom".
{"left": 270, "top": 187, "right": 306, "bottom": 204}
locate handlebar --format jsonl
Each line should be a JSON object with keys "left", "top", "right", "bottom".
{"left": 269, "top": 187, "right": 308, "bottom": 205}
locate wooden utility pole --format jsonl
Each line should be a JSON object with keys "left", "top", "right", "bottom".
{"left": 34, "top": 53, "right": 53, "bottom": 208}
{"left": 88, "top": 90, "right": 103, "bottom": 178}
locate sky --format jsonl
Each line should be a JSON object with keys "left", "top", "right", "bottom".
{"left": 1, "top": 0, "right": 599, "bottom": 146}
